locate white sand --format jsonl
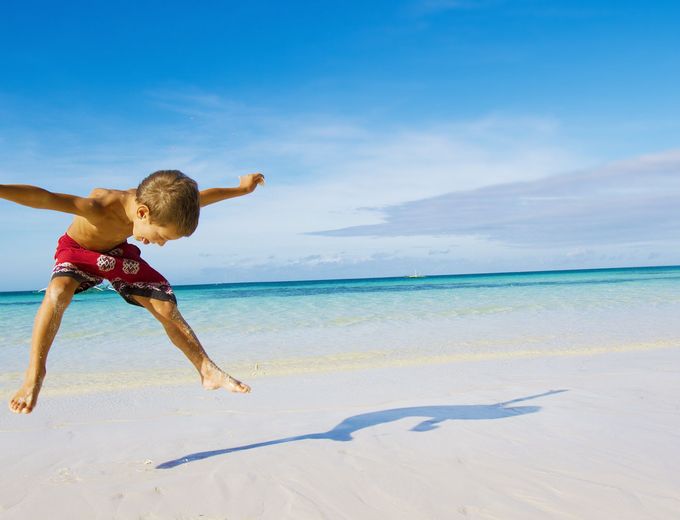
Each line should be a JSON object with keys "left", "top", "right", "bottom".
{"left": 1, "top": 347, "right": 679, "bottom": 519}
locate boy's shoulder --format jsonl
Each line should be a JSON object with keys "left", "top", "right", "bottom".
{"left": 87, "top": 188, "right": 134, "bottom": 207}
{"left": 81, "top": 188, "right": 135, "bottom": 222}
{"left": 87, "top": 187, "right": 134, "bottom": 198}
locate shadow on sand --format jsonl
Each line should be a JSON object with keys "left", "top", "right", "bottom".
{"left": 157, "top": 389, "right": 567, "bottom": 469}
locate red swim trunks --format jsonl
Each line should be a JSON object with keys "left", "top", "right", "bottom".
{"left": 51, "top": 233, "right": 176, "bottom": 307}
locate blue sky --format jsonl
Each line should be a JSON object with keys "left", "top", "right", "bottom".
{"left": 1, "top": 0, "right": 679, "bottom": 290}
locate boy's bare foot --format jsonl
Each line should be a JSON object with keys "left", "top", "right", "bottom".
{"left": 9, "top": 379, "right": 43, "bottom": 414}
{"left": 200, "top": 360, "right": 251, "bottom": 393}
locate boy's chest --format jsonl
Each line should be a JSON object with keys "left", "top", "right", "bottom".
{"left": 68, "top": 215, "right": 133, "bottom": 251}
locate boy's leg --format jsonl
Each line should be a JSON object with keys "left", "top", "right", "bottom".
{"left": 132, "top": 295, "right": 250, "bottom": 393}
{"left": 9, "top": 276, "right": 81, "bottom": 414}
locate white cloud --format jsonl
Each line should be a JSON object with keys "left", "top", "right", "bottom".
{"left": 312, "top": 149, "right": 680, "bottom": 248}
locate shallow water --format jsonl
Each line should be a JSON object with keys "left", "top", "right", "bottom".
{"left": 2, "top": 266, "right": 680, "bottom": 395}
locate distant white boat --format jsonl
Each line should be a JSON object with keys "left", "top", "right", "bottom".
{"left": 406, "top": 270, "right": 425, "bottom": 279}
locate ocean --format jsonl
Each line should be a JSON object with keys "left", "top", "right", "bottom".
{"left": 2, "top": 266, "right": 680, "bottom": 396}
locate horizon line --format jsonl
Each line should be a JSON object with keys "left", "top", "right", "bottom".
{"left": 1, "top": 263, "right": 679, "bottom": 295}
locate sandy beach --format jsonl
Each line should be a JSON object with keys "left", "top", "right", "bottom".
{"left": 2, "top": 345, "right": 679, "bottom": 519}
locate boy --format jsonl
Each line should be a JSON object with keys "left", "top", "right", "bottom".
{"left": 1, "top": 169, "right": 265, "bottom": 414}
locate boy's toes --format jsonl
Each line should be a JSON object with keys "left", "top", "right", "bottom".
{"left": 9, "top": 396, "right": 34, "bottom": 414}
{"left": 224, "top": 374, "right": 250, "bottom": 393}
{"left": 232, "top": 380, "right": 251, "bottom": 393}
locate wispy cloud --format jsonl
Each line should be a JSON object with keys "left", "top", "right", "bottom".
{"left": 406, "top": 0, "right": 493, "bottom": 17}
{"left": 311, "top": 150, "right": 680, "bottom": 248}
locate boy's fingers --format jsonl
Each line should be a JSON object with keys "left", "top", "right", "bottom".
{"left": 239, "top": 173, "right": 265, "bottom": 186}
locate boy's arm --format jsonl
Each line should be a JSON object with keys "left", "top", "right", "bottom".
{"left": 0, "top": 184, "right": 101, "bottom": 217}
{"left": 200, "top": 173, "right": 265, "bottom": 207}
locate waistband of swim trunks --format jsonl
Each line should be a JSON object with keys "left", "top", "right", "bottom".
{"left": 58, "top": 232, "right": 127, "bottom": 252}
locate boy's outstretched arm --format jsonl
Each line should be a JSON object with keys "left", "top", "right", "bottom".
{"left": 199, "top": 173, "right": 265, "bottom": 207}
{"left": 0, "top": 184, "right": 101, "bottom": 217}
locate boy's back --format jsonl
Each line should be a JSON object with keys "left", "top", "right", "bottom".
{"left": 65, "top": 188, "right": 138, "bottom": 251}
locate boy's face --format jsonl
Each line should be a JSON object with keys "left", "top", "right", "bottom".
{"left": 133, "top": 206, "right": 183, "bottom": 246}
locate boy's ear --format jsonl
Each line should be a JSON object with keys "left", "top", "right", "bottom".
{"left": 136, "top": 205, "right": 150, "bottom": 220}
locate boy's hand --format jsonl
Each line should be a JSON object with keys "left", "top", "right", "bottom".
{"left": 200, "top": 174, "right": 265, "bottom": 207}
{"left": 239, "top": 173, "right": 266, "bottom": 194}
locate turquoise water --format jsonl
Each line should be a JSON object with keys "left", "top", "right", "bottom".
{"left": 2, "top": 266, "right": 680, "bottom": 394}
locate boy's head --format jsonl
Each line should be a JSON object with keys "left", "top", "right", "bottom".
{"left": 134, "top": 170, "right": 200, "bottom": 245}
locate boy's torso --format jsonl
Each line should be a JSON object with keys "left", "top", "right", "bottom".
{"left": 67, "top": 188, "right": 136, "bottom": 252}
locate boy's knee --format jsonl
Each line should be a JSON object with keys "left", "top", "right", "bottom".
{"left": 148, "top": 299, "right": 180, "bottom": 323}
{"left": 45, "top": 277, "right": 79, "bottom": 306}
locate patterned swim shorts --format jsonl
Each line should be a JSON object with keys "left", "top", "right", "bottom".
{"left": 51, "top": 233, "right": 177, "bottom": 307}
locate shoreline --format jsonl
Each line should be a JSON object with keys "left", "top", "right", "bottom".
{"left": 2, "top": 339, "right": 679, "bottom": 399}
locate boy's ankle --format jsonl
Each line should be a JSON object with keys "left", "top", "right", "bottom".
{"left": 24, "top": 368, "right": 47, "bottom": 384}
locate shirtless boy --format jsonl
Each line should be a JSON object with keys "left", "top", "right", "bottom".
{"left": 0, "top": 169, "right": 265, "bottom": 414}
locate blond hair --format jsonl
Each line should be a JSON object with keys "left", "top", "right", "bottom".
{"left": 136, "top": 170, "right": 200, "bottom": 236}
